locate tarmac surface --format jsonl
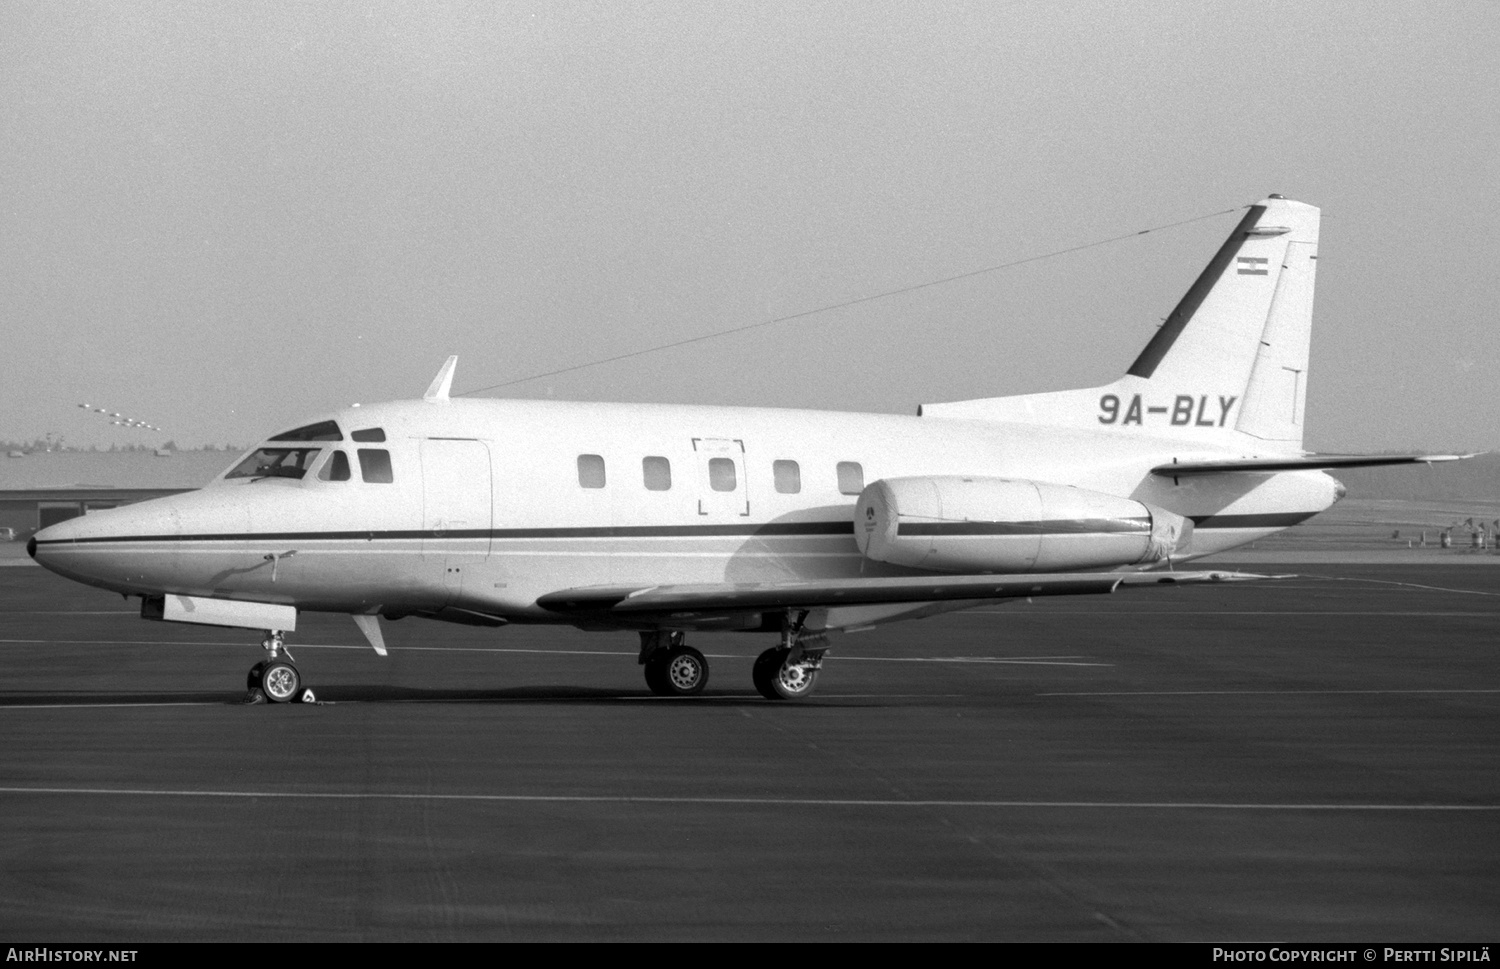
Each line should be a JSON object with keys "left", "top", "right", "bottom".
{"left": 1, "top": 561, "right": 1497, "bottom": 941}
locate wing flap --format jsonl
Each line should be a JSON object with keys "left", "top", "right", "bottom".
{"left": 1151, "top": 453, "right": 1471, "bottom": 476}
{"left": 536, "top": 569, "right": 1267, "bottom": 616}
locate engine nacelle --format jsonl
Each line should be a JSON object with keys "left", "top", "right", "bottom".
{"left": 854, "top": 476, "right": 1191, "bottom": 573}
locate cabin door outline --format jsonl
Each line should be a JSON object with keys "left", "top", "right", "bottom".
{"left": 420, "top": 438, "right": 493, "bottom": 601}
{"left": 691, "top": 437, "right": 750, "bottom": 518}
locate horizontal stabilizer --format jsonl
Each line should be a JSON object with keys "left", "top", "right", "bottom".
{"left": 537, "top": 569, "right": 1272, "bottom": 617}
{"left": 1151, "top": 453, "right": 1472, "bottom": 477}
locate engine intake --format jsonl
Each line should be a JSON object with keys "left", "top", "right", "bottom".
{"left": 854, "top": 476, "right": 1190, "bottom": 573}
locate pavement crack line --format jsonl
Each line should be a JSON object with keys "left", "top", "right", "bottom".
{"left": 1, "top": 788, "right": 1495, "bottom": 810}
{"left": 936, "top": 815, "right": 1143, "bottom": 941}
{"left": 1298, "top": 573, "right": 1500, "bottom": 597}
{"left": 731, "top": 708, "right": 1138, "bottom": 938}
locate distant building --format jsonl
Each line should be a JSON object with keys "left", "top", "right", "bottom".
{"left": 0, "top": 450, "right": 233, "bottom": 540}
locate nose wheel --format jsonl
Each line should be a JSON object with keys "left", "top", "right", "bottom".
{"left": 246, "top": 630, "right": 315, "bottom": 704}
{"left": 259, "top": 660, "right": 302, "bottom": 702}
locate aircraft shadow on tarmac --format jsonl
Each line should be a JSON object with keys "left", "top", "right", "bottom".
{"left": 0, "top": 685, "right": 890, "bottom": 707}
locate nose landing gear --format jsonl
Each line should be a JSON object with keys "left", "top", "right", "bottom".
{"left": 245, "top": 629, "right": 316, "bottom": 704}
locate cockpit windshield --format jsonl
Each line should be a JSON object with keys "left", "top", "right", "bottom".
{"left": 268, "top": 420, "right": 343, "bottom": 442}
{"left": 225, "top": 447, "right": 324, "bottom": 480}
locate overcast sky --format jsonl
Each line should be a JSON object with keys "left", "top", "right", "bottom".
{"left": 3, "top": 2, "right": 1496, "bottom": 452}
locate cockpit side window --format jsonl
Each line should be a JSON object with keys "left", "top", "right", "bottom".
{"left": 226, "top": 447, "right": 323, "bottom": 480}
{"left": 269, "top": 420, "right": 343, "bottom": 442}
{"left": 357, "top": 448, "right": 394, "bottom": 483}
{"left": 351, "top": 428, "right": 385, "bottom": 442}
{"left": 317, "top": 450, "right": 352, "bottom": 482}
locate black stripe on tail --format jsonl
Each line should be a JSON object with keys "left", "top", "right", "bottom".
{"left": 1126, "top": 205, "right": 1266, "bottom": 379}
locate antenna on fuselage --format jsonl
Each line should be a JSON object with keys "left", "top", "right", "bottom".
{"left": 423, "top": 356, "right": 458, "bottom": 402}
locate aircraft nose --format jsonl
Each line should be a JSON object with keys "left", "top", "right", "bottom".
{"left": 31, "top": 514, "right": 97, "bottom": 582}
{"left": 31, "top": 512, "right": 86, "bottom": 552}
{"left": 29, "top": 488, "right": 267, "bottom": 597}
{"left": 28, "top": 497, "right": 183, "bottom": 594}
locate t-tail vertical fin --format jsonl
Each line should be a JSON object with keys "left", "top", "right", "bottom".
{"left": 920, "top": 196, "right": 1320, "bottom": 448}
{"left": 1124, "top": 204, "right": 1273, "bottom": 381}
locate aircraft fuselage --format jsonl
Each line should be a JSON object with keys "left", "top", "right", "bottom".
{"left": 31, "top": 396, "right": 1339, "bottom": 628}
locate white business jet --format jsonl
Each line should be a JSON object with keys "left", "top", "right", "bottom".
{"left": 29, "top": 196, "right": 1459, "bottom": 703}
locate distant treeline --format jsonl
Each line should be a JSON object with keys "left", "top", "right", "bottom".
{"left": 0, "top": 439, "right": 242, "bottom": 453}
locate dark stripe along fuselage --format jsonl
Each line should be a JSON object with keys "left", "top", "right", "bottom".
{"left": 31, "top": 511, "right": 1315, "bottom": 549}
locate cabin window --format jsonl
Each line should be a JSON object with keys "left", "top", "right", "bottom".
{"left": 642, "top": 456, "right": 671, "bottom": 491}
{"left": 269, "top": 420, "right": 343, "bottom": 442}
{"left": 318, "top": 450, "right": 351, "bottom": 482}
{"left": 351, "top": 428, "right": 386, "bottom": 442}
{"left": 357, "top": 449, "right": 394, "bottom": 483}
{"left": 226, "top": 447, "right": 323, "bottom": 480}
{"left": 577, "top": 454, "right": 606, "bottom": 489}
{"left": 708, "top": 457, "right": 737, "bottom": 492}
{"left": 773, "top": 460, "right": 801, "bottom": 494}
{"left": 836, "top": 461, "right": 864, "bottom": 495}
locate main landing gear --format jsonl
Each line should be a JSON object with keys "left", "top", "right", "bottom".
{"left": 637, "top": 610, "right": 829, "bottom": 700}
{"left": 752, "top": 646, "right": 821, "bottom": 700}
{"left": 753, "top": 609, "right": 827, "bottom": 700}
{"left": 246, "top": 630, "right": 316, "bottom": 704}
{"left": 639, "top": 631, "right": 709, "bottom": 697}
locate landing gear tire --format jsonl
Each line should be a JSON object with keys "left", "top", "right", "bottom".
{"left": 246, "top": 660, "right": 268, "bottom": 691}
{"left": 752, "top": 648, "right": 782, "bottom": 698}
{"left": 260, "top": 661, "right": 301, "bottom": 704}
{"left": 666, "top": 646, "right": 708, "bottom": 695}
{"left": 643, "top": 657, "right": 669, "bottom": 694}
{"left": 753, "top": 647, "right": 819, "bottom": 700}
{"left": 644, "top": 646, "right": 708, "bottom": 696}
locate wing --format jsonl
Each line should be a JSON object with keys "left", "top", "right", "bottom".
{"left": 536, "top": 569, "right": 1270, "bottom": 623}
{"left": 1150, "top": 453, "right": 1472, "bottom": 476}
